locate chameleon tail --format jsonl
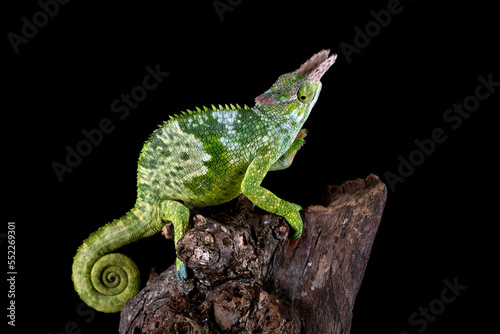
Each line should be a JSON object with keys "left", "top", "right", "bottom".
{"left": 72, "top": 205, "right": 161, "bottom": 313}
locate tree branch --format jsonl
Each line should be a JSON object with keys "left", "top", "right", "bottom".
{"left": 120, "top": 174, "right": 387, "bottom": 334}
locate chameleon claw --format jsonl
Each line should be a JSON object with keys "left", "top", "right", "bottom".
{"left": 283, "top": 206, "right": 303, "bottom": 239}
{"left": 176, "top": 259, "right": 188, "bottom": 280}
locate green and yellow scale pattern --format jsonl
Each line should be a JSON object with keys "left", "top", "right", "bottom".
{"left": 72, "top": 50, "right": 336, "bottom": 313}
{"left": 138, "top": 103, "right": 300, "bottom": 207}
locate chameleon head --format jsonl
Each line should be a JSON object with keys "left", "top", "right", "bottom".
{"left": 255, "top": 49, "right": 337, "bottom": 125}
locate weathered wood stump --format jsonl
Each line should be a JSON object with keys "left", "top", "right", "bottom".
{"left": 120, "top": 174, "right": 387, "bottom": 333}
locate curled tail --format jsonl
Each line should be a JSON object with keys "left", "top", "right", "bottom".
{"left": 72, "top": 205, "right": 162, "bottom": 313}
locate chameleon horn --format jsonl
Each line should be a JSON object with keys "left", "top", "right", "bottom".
{"left": 294, "top": 49, "right": 337, "bottom": 82}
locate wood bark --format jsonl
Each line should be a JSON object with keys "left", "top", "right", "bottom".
{"left": 119, "top": 174, "right": 387, "bottom": 334}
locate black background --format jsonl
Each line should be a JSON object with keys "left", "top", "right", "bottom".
{"left": 4, "top": 0, "right": 498, "bottom": 333}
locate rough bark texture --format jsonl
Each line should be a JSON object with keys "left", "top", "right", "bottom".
{"left": 120, "top": 174, "right": 387, "bottom": 334}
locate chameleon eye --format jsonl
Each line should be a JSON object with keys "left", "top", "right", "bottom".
{"left": 297, "top": 82, "right": 313, "bottom": 103}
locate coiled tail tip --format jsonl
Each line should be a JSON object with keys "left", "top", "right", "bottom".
{"left": 72, "top": 252, "right": 140, "bottom": 313}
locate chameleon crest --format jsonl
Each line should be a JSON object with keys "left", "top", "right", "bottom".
{"left": 72, "top": 50, "right": 336, "bottom": 313}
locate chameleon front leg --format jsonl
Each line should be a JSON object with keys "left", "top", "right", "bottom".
{"left": 269, "top": 129, "right": 307, "bottom": 171}
{"left": 160, "top": 200, "right": 190, "bottom": 280}
{"left": 241, "top": 152, "right": 303, "bottom": 238}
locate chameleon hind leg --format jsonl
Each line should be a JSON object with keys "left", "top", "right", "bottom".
{"left": 160, "top": 200, "right": 190, "bottom": 280}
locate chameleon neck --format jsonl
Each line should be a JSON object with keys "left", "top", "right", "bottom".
{"left": 71, "top": 203, "right": 161, "bottom": 313}
{"left": 253, "top": 103, "right": 306, "bottom": 153}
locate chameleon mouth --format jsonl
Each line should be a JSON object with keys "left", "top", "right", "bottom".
{"left": 294, "top": 49, "right": 337, "bottom": 82}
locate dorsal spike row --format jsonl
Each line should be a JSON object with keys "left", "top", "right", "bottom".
{"left": 165, "top": 103, "right": 249, "bottom": 122}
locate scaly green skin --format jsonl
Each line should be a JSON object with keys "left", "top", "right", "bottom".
{"left": 72, "top": 50, "right": 337, "bottom": 313}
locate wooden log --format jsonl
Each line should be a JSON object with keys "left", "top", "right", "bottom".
{"left": 119, "top": 174, "right": 387, "bottom": 334}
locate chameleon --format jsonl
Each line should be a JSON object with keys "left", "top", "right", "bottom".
{"left": 72, "top": 50, "right": 337, "bottom": 313}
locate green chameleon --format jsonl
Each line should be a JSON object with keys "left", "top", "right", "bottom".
{"left": 72, "top": 50, "right": 337, "bottom": 313}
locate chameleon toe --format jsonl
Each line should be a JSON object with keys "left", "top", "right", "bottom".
{"left": 176, "top": 262, "right": 188, "bottom": 281}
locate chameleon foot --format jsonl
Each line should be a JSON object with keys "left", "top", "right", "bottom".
{"left": 176, "top": 258, "right": 188, "bottom": 280}
{"left": 293, "top": 229, "right": 303, "bottom": 239}
{"left": 283, "top": 205, "right": 303, "bottom": 239}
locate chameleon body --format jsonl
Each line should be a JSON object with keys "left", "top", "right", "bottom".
{"left": 72, "top": 50, "right": 337, "bottom": 313}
